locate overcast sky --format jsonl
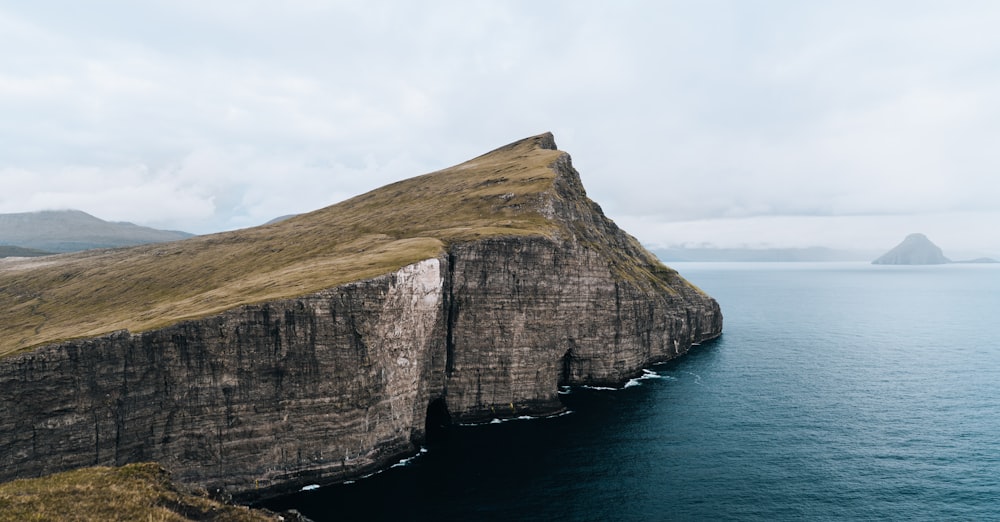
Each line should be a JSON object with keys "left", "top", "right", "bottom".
{"left": 2, "top": 1, "right": 999, "bottom": 256}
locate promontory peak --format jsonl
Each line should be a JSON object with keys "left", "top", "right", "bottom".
{"left": 0, "top": 133, "right": 721, "bottom": 500}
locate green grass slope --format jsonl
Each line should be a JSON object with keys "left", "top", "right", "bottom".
{"left": 0, "top": 463, "right": 277, "bottom": 521}
{"left": 0, "top": 133, "right": 565, "bottom": 357}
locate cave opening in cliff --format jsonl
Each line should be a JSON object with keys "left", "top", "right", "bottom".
{"left": 424, "top": 398, "right": 452, "bottom": 445}
{"left": 559, "top": 348, "right": 574, "bottom": 386}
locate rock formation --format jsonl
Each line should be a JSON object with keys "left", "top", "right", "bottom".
{"left": 0, "top": 133, "right": 722, "bottom": 500}
{"left": 872, "top": 233, "right": 950, "bottom": 265}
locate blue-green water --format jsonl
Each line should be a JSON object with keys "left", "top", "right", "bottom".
{"left": 264, "top": 262, "right": 1000, "bottom": 521}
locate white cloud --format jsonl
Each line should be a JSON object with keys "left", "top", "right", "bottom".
{"left": 0, "top": 163, "right": 216, "bottom": 226}
{"left": 1, "top": 1, "right": 999, "bottom": 251}
{"left": 622, "top": 211, "right": 1000, "bottom": 258}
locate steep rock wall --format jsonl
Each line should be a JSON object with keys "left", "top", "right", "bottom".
{"left": 0, "top": 259, "right": 448, "bottom": 497}
{"left": 0, "top": 149, "right": 722, "bottom": 499}
{"left": 444, "top": 237, "right": 721, "bottom": 423}
{"left": 442, "top": 154, "right": 723, "bottom": 422}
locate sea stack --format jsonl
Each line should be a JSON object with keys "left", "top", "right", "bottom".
{"left": 0, "top": 133, "right": 722, "bottom": 499}
{"left": 872, "top": 233, "right": 950, "bottom": 265}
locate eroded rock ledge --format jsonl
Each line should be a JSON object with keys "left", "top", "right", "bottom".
{"left": 0, "top": 134, "right": 722, "bottom": 499}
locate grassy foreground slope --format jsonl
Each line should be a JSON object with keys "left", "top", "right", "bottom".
{"left": 0, "top": 134, "right": 564, "bottom": 357}
{"left": 0, "top": 463, "right": 277, "bottom": 522}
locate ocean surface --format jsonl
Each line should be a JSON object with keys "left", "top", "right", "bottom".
{"left": 263, "top": 262, "right": 1000, "bottom": 521}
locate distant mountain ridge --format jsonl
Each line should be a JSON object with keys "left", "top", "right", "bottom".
{"left": 653, "top": 246, "right": 877, "bottom": 262}
{"left": 0, "top": 245, "right": 55, "bottom": 258}
{"left": 0, "top": 210, "right": 193, "bottom": 253}
{"left": 954, "top": 257, "right": 1000, "bottom": 264}
{"left": 264, "top": 214, "right": 298, "bottom": 225}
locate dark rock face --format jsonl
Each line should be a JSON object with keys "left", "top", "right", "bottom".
{"left": 446, "top": 238, "right": 719, "bottom": 424}
{"left": 0, "top": 260, "right": 449, "bottom": 497}
{"left": 872, "top": 233, "right": 950, "bottom": 265}
{"left": 0, "top": 148, "right": 721, "bottom": 499}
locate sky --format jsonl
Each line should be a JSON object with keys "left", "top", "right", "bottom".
{"left": 2, "top": 1, "right": 999, "bottom": 257}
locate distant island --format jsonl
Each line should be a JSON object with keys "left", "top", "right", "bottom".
{"left": 954, "top": 257, "right": 1000, "bottom": 264}
{"left": 872, "top": 233, "right": 949, "bottom": 265}
{"left": 872, "top": 233, "right": 998, "bottom": 265}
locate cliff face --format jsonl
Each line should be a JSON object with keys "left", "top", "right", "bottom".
{"left": 0, "top": 134, "right": 722, "bottom": 499}
{"left": 444, "top": 154, "right": 722, "bottom": 421}
{"left": 0, "top": 258, "right": 449, "bottom": 496}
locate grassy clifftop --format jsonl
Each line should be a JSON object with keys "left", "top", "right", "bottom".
{"left": 0, "top": 463, "right": 277, "bottom": 521}
{"left": 0, "top": 133, "right": 565, "bottom": 357}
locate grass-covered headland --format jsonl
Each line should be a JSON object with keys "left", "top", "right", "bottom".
{"left": 0, "top": 134, "right": 564, "bottom": 358}
{"left": 0, "top": 463, "right": 279, "bottom": 521}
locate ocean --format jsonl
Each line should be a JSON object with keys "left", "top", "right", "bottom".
{"left": 262, "top": 262, "right": 1000, "bottom": 521}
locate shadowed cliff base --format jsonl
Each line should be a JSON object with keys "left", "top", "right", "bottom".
{"left": 0, "top": 133, "right": 721, "bottom": 500}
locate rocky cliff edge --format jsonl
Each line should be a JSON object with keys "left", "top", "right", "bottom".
{"left": 0, "top": 133, "right": 722, "bottom": 499}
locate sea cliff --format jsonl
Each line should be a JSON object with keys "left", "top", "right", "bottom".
{"left": 0, "top": 133, "right": 722, "bottom": 499}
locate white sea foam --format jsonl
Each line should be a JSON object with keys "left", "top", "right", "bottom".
{"left": 627, "top": 369, "right": 668, "bottom": 387}
{"left": 336, "top": 447, "right": 431, "bottom": 486}
{"left": 683, "top": 371, "right": 703, "bottom": 385}
{"left": 459, "top": 410, "right": 573, "bottom": 426}
{"left": 391, "top": 447, "right": 429, "bottom": 468}
{"left": 579, "top": 368, "right": 675, "bottom": 390}
{"left": 300, "top": 484, "right": 320, "bottom": 491}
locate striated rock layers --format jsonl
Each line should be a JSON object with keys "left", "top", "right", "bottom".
{"left": 0, "top": 133, "right": 722, "bottom": 500}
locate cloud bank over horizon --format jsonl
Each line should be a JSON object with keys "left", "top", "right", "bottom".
{"left": 2, "top": 1, "right": 999, "bottom": 255}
